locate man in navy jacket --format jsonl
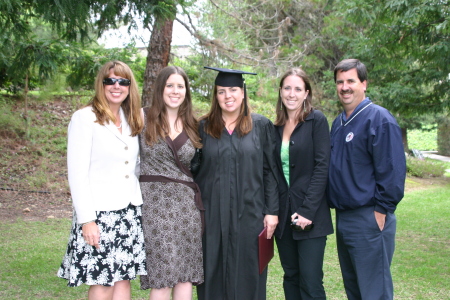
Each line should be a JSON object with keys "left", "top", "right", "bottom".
{"left": 327, "top": 59, "right": 406, "bottom": 300}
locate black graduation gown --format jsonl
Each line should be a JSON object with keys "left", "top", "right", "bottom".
{"left": 195, "top": 114, "right": 279, "bottom": 300}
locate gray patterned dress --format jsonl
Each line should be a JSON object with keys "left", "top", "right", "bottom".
{"left": 138, "top": 121, "right": 204, "bottom": 289}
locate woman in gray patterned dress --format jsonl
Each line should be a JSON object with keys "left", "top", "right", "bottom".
{"left": 138, "top": 66, "right": 204, "bottom": 300}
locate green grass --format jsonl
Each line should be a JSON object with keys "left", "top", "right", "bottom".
{"left": 393, "top": 187, "right": 450, "bottom": 299}
{"left": 0, "top": 95, "right": 448, "bottom": 299}
{"left": 1, "top": 184, "right": 449, "bottom": 299}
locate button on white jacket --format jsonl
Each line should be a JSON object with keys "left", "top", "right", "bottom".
{"left": 67, "top": 106, "right": 142, "bottom": 224}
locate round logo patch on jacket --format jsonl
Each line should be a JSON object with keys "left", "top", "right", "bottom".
{"left": 345, "top": 132, "right": 354, "bottom": 142}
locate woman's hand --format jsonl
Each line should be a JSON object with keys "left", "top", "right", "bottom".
{"left": 264, "top": 215, "right": 278, "bottom": 239}
{"left": 82, "top": 222, "right": 100, "bottom": 249}
{"left": 291, "top": 213, "right": 312, "bottom": 230}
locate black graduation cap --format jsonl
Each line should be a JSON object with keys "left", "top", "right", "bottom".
{"left": 204, "top": 66, "right": 257, "bottom": 115}
{"left": 204, "top": 66, "right": 257, "bottom": 87}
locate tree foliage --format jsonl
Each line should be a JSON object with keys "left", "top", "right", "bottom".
{"left": 0, "top": 0, "right": 92, "bottom": 41}
{"left": 175, "top": 0, "right": 352, "bottom": 118}
{"left": 181, "top": 0, "right": 343, "bottom": 75}
{"left": 0, "top": 0, "right": 189, "bottom": 105}
{"left": 66, "top": 44, "right": 146, "bottom": 90}
{"left": 0, "top": 15, "right": 75, "bottom": 91}
{"left": 335, "top": 0, "right": 450, "bottom": 119}
{"left": 0, "top": 0, "right": 180, "bottom": 41}
{"left": 173, "top": 0, "right": 450, "bottom": 152}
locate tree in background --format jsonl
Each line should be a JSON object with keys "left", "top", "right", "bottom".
{"left": 65, "top": 45, "right": 146, "bottom": 91}
{"left": 2, "top": 0, "right": 448, "bottom": 152}
{"left": 65, "top": 0, "right": 189, "bottom": 106}
{"left": 0, "top": 0, "right": 190, "bottom": 106}
{"left": 90, "top": 0, "right": 187, "bottom": 105}
{"left": 10, "top": 39, "right": 68, "bottom": 137}
{"left": 334, "top": 0, "right": 449, "bottom": 151}
{"left": 180, "top": 0, "right": 339, "bottom": 73}
{"left": 1, "top": 9, "right": 73, "bottom": 136}
{"left": 176, "top": 0, "right": 449, "bottom": 152}
{"left": 176, "top": 0, "right": 353, "bottom": 117}
{"left": 141, "top": 2, "right": 177, "bottom": 106}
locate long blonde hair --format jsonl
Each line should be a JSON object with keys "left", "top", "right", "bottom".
{"left": 89, "top": 60, "right": 143, "bottom": 136}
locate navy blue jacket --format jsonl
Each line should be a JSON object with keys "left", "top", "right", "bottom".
{"left": 327, "top": 98, "right": 406, "bottom": 214}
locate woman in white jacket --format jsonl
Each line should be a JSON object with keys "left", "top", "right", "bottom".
{"left": 58, "top": 61, "right": 146, "bottom": 300}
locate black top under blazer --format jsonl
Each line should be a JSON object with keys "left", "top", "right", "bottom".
{"left": 274, "top": 109, "right": 334, "bottom": 240}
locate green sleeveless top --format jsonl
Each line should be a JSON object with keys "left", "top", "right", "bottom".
{"left": 281, "top": 142, "right": 290, "bottom": 185}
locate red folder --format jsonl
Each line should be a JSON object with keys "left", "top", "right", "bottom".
{"left": 258, "top": 227, "right": 274, "bottom": 274}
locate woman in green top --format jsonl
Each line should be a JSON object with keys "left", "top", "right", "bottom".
{"left": 273, "top": 68, "right": 333, "bottom": 300}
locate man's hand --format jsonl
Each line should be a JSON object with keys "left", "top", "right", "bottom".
{"left": 374, "top": 211, "right": 386, "bottom": 231}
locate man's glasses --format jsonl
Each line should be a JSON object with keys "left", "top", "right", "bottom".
{"left": 103, "top": 78, "right": 131, "bottom": 86}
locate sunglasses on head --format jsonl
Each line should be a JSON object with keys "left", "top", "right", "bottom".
{"left": 103, "top": 78, "right": 131, "bottom": 86}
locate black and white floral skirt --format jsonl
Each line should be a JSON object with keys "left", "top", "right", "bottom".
{"left": 57, "top": 204, "right": 147, "bottom": 287}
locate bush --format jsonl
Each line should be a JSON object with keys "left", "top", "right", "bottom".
{"left": 406, "top": 156, "right": 447, "bottom": 178}
{"left": 408, "top": 126, "right": 437, "bottom": 151}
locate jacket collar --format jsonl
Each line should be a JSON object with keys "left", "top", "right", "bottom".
{"left": 340, "top": 98, "right": 373, "bottom": 126}
{"left": 104, "top": 107, "right": 130, "bottom": 144}
{"left": 276, "top": 109, "right": 316, "bottom": 137}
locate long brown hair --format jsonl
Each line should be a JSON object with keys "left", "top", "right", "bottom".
{"left": 89, "top": 60, "right": 143, "bottom": 136}
{"left": 274, "top": 67, "right": 313, "bottom": 126}
{"left": 144, "top": 66, "right": 202, "bottom": 148}
{"left": 202, "top": 85, "right": 253, "bottom": 139}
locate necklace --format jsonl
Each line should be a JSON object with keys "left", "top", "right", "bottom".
{"left": 116, "top": 121, "right": 122, "bottom": 129}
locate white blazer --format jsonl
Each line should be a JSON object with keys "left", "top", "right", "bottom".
{"left": 67, "top": 106, "right": 142, "bottom": 224}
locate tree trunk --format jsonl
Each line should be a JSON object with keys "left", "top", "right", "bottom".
{"left": 141, "top": 16, "right": 174, "bottom": 107}
{"left": 401, "top": 126, "right": 408, "bottom": 153}
{"left": 437, "top": 115, "right": 450, "bottom": 156}
{"left": 24, "top": 73, "right": 30, "bottom": 138}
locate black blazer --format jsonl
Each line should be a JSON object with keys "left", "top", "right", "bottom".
{"left": 274, "top": 109, "right": 334, "bottom": 240}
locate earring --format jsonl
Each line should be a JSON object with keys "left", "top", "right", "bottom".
{"left": 280, "top": 102, "right": 283, "bottom": 111}
{"left": 303, "top": 100, "right": 306, "bottom": 112}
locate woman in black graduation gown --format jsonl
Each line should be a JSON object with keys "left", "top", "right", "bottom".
{"left": 194, "top": 67, "right": 279, "bottom": 300}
